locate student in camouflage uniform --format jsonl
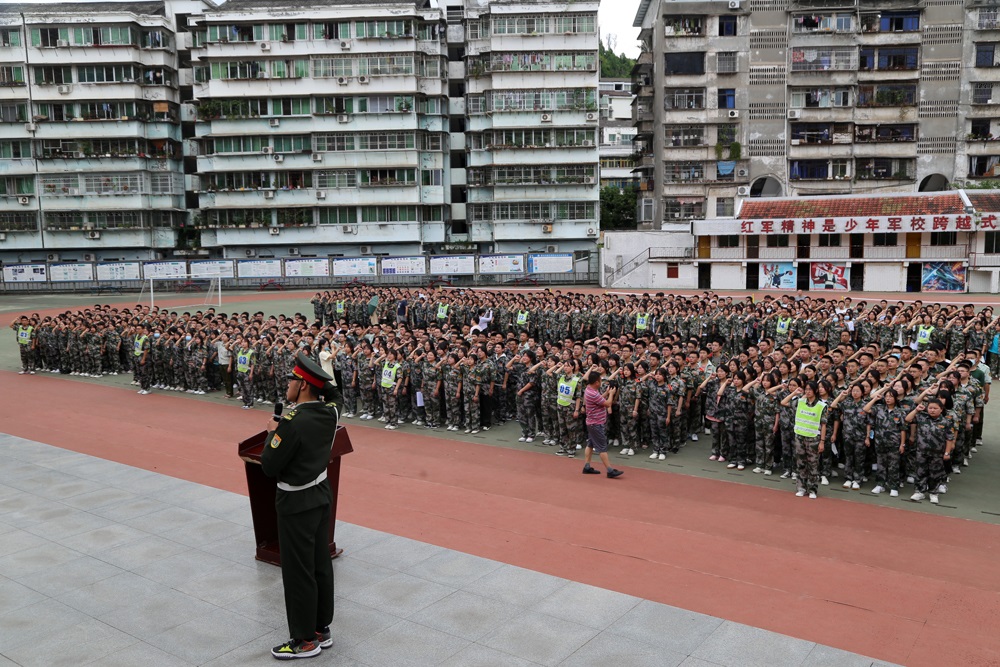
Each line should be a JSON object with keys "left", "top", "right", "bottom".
{"left": 185, "top": 333, "right": 208, "bottom": 394}
{"left": 104, "top": 325, "right": 121, "bottom": 375}
{"left": 905, "top": 399, "right": 956, "bottom": 504}
{"left": 356, "top": 345, "right": 378, "bottom": 419}
{"left": 234, "top": 338, "right": 256, "bottom": 409}
{"left": 720, "top": 372, "right": 753, "bottom": 469}
{"left": 863, "top": 387, "right": 905, "bottom": 496}
{"left": 420, "top": 349, "right": 442, "bottom": 428}
{"left": 133, "top": 325, "right": 152, "bottom": 394}
{"left": 664, "top": 361, "right": 686, "bottom": 453}
{"left": 406, "top": 349, "right": 425, "bottom": 425}
{"left": 10, "top": 315, "right": 36, "bottom": 374}
{"left": 745, "top": 372, "right": 780, "bottom": 474}
{"left": 782, "top": 381, "right": 829, "bottom": 498}
{"left": 460, "top": 354, "right": 482, "bottom": 433}
{"left": 830, "top": 384, "right": 868, "bottom": 489}
{"left": 616, "top": 364, "right": 641, "bottom": 456}
{"left": 698, "top": 366, "right": 727, "bottom": 460}
{"left": 511, "top": 350, "right": 541, "bottom": 442}
{"left": 443, "top": 353, "right": 463, "bottom": 431}
{"left": 647, "top": 368, "right": 670, "bottom": 460}
{"left": 539, "top": 356, "right": 559, "bottom": 443}
{"left": 172, "top": 332, "right": 189, "bottom": 391}
{"left": 336, "top": 342, "right": 358, "bottom": 417}
{"left": 554, "top": 359, "right": 583, "bottom": 457}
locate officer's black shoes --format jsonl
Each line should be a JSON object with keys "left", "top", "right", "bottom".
{"left": 582, "top": 465, "right": 601, "bottom": 475}
{"left": 271, "top": 638, "right": 321, "bottom": 660}
{"left": 315, "top": 626, "right": 333, "bottom": 649}
{"left": 607, "top": 469, "right": 624, "bottom": 479}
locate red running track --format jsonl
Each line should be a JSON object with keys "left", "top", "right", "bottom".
{"left": 2, "top": 371, "right": 999, "bottom": 667}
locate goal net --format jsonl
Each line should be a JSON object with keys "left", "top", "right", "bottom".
{"left": 139, "top": 274, "right": 224, "bottom": 310}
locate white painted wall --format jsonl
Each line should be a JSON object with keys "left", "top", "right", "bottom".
{"left": 863, "top": 263, "right": 906, "bottom": 292}
{"left": 710, "top": 263, "right": 744, "bottom": 291}
{"left": 601, "top": 230, "right": 694, "bottom": 287}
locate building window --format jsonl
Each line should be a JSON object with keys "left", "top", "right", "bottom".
{"left": 985, "top": 231, "right": 1000, "bottom": 254}
{"left": 981, "top": 9, "right": 1000, "bottom": 30}
{"left": 977, "top": 44, "right": 1000, "bottom": 68}
{"left": 790, "top": 159, "right": 850, "bottom": 180}
{"left": 855, "top": 124, "right": 916, "bottom": 142}
{"left": 717, "top": 88, "right": 735, "bottom": 109}
{"left": 859, "top": 47, "right": 919, "bottom": 71}
{"left": 716, "top": 197, "right": 734, "bottom": 216}
{"left": 930, "top": 232, "right": 957, "bottom": 246}
{"left": 790, "top": 47, "right": 856, "bottom": 72}
{"left": 872, "top": 233, "right": 898, "bottom": 247}
{"left": 862, "top": 11, "right": 920, "bottom": 33}
{"left": 974, "top": 83, "right": 996, "bottom": 105}
{"left": 662, "top": 198, "right": 704, "bottom": 220}
{"left": 971, "top": 119, "right": 992, "bottom": 140}
{"left": 666, "top": 263, "right": 680, "bottom": 279}
{"left": 970, "top": 156, "right": 1000, "bottom": 177}
{"left": 717, "top": 124, "right": 738, "bottom": 144}
{"left": 855, "top": 158, "right": 914, "bottom": 180}
{"left": 718, "top": 234, "right": 739, "bottom": 248}
{"left": 817, "top": 234, "right": 841, "bottom": 247}
{"left": 664, "top": 88, "right": 705, "bottom": 110}
{"left": 718, "top": 15, "right": 737, "bottom": 36}
{"left": 766, "top": 235, "right": 789, "bottom": 248}
{"left": 790, "top": 87, "right": 851, "bottom": 109}
{"left": 716, "top": 52, "right": 737, "bottom": 73}
{"left": 664, "top": 52, "right": 705, "bottom": 75}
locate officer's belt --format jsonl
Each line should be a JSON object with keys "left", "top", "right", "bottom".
{"left": 277, "top": 469, "right": 328, "bottom": 492}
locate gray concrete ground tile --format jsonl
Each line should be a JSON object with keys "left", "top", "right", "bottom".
{"left": 607, "top": 599, "right": 724, "bottom": 656}
{"left": 90, "top": 496, "right": 173, "bottom": 523}
{"left": 56, "top": 522, "right": 148, "bottom": 556}
{"left": 18, "top": 554, "right": 123, "bottom": 597}
{"left": 677, "top": 659, "right": 726, "bottom": 667}
{"left": 22, "top": 506, "right": 114, "bottom": 539}
{"left": 129, "top": 545, "right": 233, "bottom": 587}
{"left": 560, "top": 631, "right": 687, "bottom": 667}
{"left": 0, "top": 541, "right": 82, "bottom": 579}
{"left": 157, "top": 513, "right": 248, "bottom": 548}
{"left": 404, "top": 549, "right": 504, "bottom": 588}
{"left": 464, "top": 564, "right": 570, "bottom": 608}
{"left": 121, "top": 505, "right": 208, "bottom": 534}
{"left": 3, "top": 468, "right": 82, "bottom": 494}
{"left": 319, "top": 598, "right": 403, "bottom": 649}
{"left": 331, "top": 557, "right": 399, "bottom": 596}
{"left": 60, "top": 457, "right": 131, "bottom": 482}
{"left": 348, "top": 533, "right": 447, "bottom": 571}
{"left": 222, "top": 580, "right": 288, "bottom": 629}
{"left": 31, "top": 476, "right": 107, "bottom": 502}
{"left": 481, "top": 611, "right": 600, "bottom": 667}
{"left": 97, "top": 589, "right": 219, "bottom": 637}
{"left": 4, "top": 502, "right": 77, "bottom": 529}
{"left": 197, "top": 531, "right": 261, "bottom": 565}
{"left": 179, "top": 491, "right": 254, "bottom": 525}
{"left": 102, "top": 468, "right": 176, "bottom": 496}
{"left": 339, "top": 618, "right": 469, "bottom": 667}
{"left": 61, "top": 487, "right": 137, "bottom": 511}
{"left": 55, "top": 571, "right": 168, "bottom": 617}
{"left": 175, "top": 560, "right": 281, "bottom": 607}
{"left": 0, "top": 654, "right": 19, "bottom": 666}
{"left": 801, "top": 644, "right": 899, "bottom": 667}
{"left": 440, "top": 643, "right": 543, "bottom": 667}
{"left": 344, "top": 571, "right": 454, "bottom": 617}
{"left": 0, "top": 492, "right": 62, "bottom": 525}
{"left": 0, "top": 528, "right": 49, "bottom": 558}
{"left": 3, "top": 618, "right": 137, "bottom": 667}
{"left": 0, "top": 575, "right": 48, "bottom": 616}
{"left": 157, "top": 480, "right": 227, "bottom": 507}
{"left": 413, "top": 590, "right": 521, "bottom": 642}
{"left": 0, "top": 598, "right": 88, "bottom": 652}
{"left": 334, "top": 520, "right": 393, "bottom": 552}
{"left": 531, "top": 581, "right": 642, "bottom": 631}
{"left": 691, "top": 620, "right": 817, "bottom": 667}
{"left": 198, "top": 626, "right": 291, "bottom": 667}
{"left": 145, "top": 607, "right": 273, "bottom": 665}
{"left": 80, "top": 641, "right": 195, "bottom": 667}
{"left": 94, "top": 534, "right": 190, "bottom": 570}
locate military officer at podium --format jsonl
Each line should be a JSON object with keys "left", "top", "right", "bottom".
{"left": 262, "top": 352, "right": 340, "bottom": 660}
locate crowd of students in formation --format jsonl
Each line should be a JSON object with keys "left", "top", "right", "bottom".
{"left": 10, "top": 287, "right": 998, "bottom": 502}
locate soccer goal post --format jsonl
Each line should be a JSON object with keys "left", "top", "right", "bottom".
{"left": 139, "top": 274, "right": 224, "bottom": 310}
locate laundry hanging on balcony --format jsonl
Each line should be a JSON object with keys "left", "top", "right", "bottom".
{"left": 717, "top": 161, "right": 736, "bottom": 176}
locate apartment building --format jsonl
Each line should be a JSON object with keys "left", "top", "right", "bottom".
{"left": 631, "top": 0, "right": 985, "bottom": 232}
{"left": 599, "top": 78, "right": 637, "bottom": 190}
{"left": 0, "top": 0, "right": 207, "bottom": 264}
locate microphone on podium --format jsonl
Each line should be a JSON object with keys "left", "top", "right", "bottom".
{"left": 272, "top": 402, "right": 283, "bottom": 423}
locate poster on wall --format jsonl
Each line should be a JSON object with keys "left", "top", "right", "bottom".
{"left": 333, "top": 257, "right": 377, "bottom": 277}
{"left": 809, "top": 262, "right": 850, "bottom": 291}
{"left": 49, "top": 263, "right": 95, "bottom": 282}
{"left": 429, "top": 255, "right": 475, "bottom": 275}
{"left": 527, "top": 254, "right": 574, "bottom": 274}
{"left": 285, "top": 258, "right": 331, "bottom": 277}
{"left": 478, "top": 254, "right": 524, "bottom": 274}
{"left": 237, "top": 259, "right": 283, "bottom": 278}
{"left": 759, "top": 262, "right": 797, "bottom": 290}
{"left": 921, "top": 262, "right": 966, "bottom": 292}
{"left": 190, "top": 260, "right": 235, "bottom": 278}
{"left": 143, "top": 261, "right": 187, "bottom": 279}
{"left": 381, "top": 257, "right": 426, "bottom": 275}
{"left": 2, "top": 264, "right": 47, "bottom": 283}
{"left": 96, "top": 262, "right": 141, "bottom": 281}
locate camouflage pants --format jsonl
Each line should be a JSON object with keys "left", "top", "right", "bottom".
{"left": 382, "top": 387, "right": 400, "bottom": 425}
{"left": 668, "top": 410, "right": 684, "bottom": 453}
{"left": 728, "top": 420, "right": 750, "bottom": 465}
{"left": 462, "top": 389, "right": 480, "bottom": 430}
{"left": 710, "top": 420, "right": 729, "bottom": 459}
{"left": 913, "top": 442, "right": 947, "bottom": 494}
{"left": 795, "top": 435, "right": 821, "bottom": 494}
{"left": 843, "top": 425, "right": 868, "bottom": 482}
{"left": 359, "top": 384, "right": 378, "bottom": 417}
{"left": 421, "top": 386, "right": 439, "bottom": 427}
{"left": 619, "top": 410, "right": 638, "bottom": 450}
{"left": 136, "top": 361, "right": 152, "bottom": 391}
{"left": 444, "top": 386, "right": 462, "bottom": 428}
{"left": 516, "top": 391, "right": 539, "bottom": 438}
{"left": 638, "top": 404, "right": 652, "bottom": 449}
{"left": 556, "top": 404, "right": 579, "bottom": 453}
{"left": 539, "top": 395, "right": 557, "bottom": 437}
{"left": 186, "top": 362, "right": 205, "bottom": 392}
{"left": 874, "top": 437, "right": 901, "bottom": 491}
{"left": 17, "top": 345, "right": 34, "bottom": 372}
{"left": 236, "top": 372, "right": 254, "bottom": 407}
{"left": 649, "top": 410, "right": 668, "bottom": 454}
{"left": 754, "top": 417, "right": 777, "bottom": 469}
{"left": 341, "top": 384, "right": 358, "bottom": 415}
{"left": 105, "top": 349, "right": 120, "bottom": 374}
{"left": 687, "top": 397, "right": 703, "bottom": 438}
{"left": 779, "top": 421, "right": 796, "bottom": 472}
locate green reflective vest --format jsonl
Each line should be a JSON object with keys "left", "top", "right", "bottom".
{"left": 381, "top": 362, "right": 401, "bottom": 389}
{"left": 793, "top": 398, "right": 826, "bottom": 438}
{"left": 133, "top": 335, "right": 147, "bottom": 357}
{"left": 516, "top": 311, "right": 529, "bottom": 326}
{"left": 556, "top": 375, "right": 580, "bottom": 407}
{"left": 437, "top": 304, "right": 449, "bottom": 319}
{"left": 636, "top": 313, "right": 649, "bottom": 331}
{"left": 16, "top": 325, "right": 32, "bottom": 345}
{"left": 776, "top": 317, "right": 791, "bottom": 335}
{"left": 236, "top": 349, "right": 254, "bottom": 373}
{"left": 916, "top": 325, "right": 934, "bottom": 345}
{"left": 336, "top": 300, "right": 345, "bottom": 314}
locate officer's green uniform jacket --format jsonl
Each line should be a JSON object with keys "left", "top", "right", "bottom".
{"left": 261, "top": 401, "right": 340, "bottom": 514}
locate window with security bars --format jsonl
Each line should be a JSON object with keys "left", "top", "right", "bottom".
{"left": 0, "top": 176, "right": 33, "bottom": 195}
{"left": 315, "top": 171, "right": 357, "bottom": 188}
{"left": 360, "top": 206, "right": 417, "bottom": 222}
{"left": 0, "top": 141, "right": 30, "bottom": 159}
{"left": 716, "top": 53, "right": 737, "bottom": 73}
{"left": 974, "top": 83, "right": 996, "bottom": 105}
{"left": 0, "top": 212, "right": 36, "bottom": 231}
{"left": 317, "top": 208, "right": 356, "bottom": 225}
{"left": 789, "top": 88, "right": 852, "bottom": 108}
{"left": 664, "top": 126, "right": 705, "bottom": 146}
{"left": 0, "top": 66, "right": 24, "bottom": 85}
{"left": 663, "top": 162, "right": 704, "bottom": 183}
{"left": 855, "top": 158, "right": 914, "bottom": 180}
{"left": 790, "top": 47, "right": 856, "bottom": 72}
{"left": 664, "top": 88, "right": 705, "bottom": 110}
{"left": 859, "top": 47, "right": 919, "bottom": 71}
{"left": 556, "top": 203, "right": 595, "bottom": 220}
{"left": 663, "top": 198, "right": 704, "bottom": 220}
{"left": 83, "top": 173, "right": 142, "bottom": 194}
{"left": 981, "top": 9, "right": 1000, "bottom": 30}
{"left": 716, "top": 198, "right": 734, "bottom": 217}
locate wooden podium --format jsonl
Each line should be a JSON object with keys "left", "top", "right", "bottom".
{"left": 238, "top": 425, "right": 354, "bottom": 566}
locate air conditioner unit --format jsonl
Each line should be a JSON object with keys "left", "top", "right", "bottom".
{"left": 337, "top": 77, "right": 349, "bottom": 85}
{"left": 582, "top": 140, "right": 594, "bottom": 146}
{"left": 269, "top": 118, "right": 280, "bottom": 127}
{"left": 17, "top": 196, "right": 30, "bottom": 205}
{"left": 587, "top": 228, "right": 597, "bottom": 236}
{"left": 542, "top": 224, "right": 553, "bottom": 233}
{"left": 83, "top": 253, "right": 95, "bottom": 262}
{"left": 787, "top": 109, "right": 801, "bottom": 119}
{"left": 584, "top": 176, "right": 595, "bottom": 184}
{"left": 737, "top": 185, "right": 751, "bottom": 196}
{"left": 790, "top": 139, "right": 801, "bottom": 146}
{"left": 684, "top": 247, "right": 694, "bottom": 258}
{"left": 246, "top": 248, "right": 257, "bottom": 257}
{"left": 540, "top": 113, "right": 552, "bottom": 122}
{"left": 57, "top": 85, "right": 71, "bottom": 94}
{"left": 337, "top": 114, "right": 350, "bottom": 123}
{"left": 312, "top": 153, "right": 324, "bottom": 162}
{"left": 342, "top": 225, "right": 354, "bottom": 233}
{"left": 24, "top": 123, "right": 36, "bottom": 132}
{"left": 359, "top": 244, "right": 372, "bottom": 254}
{"left": 728, "top": 109, "right": 740, "bottom": 118}
{"left": 260, "top": 42, "right": 271, "bottom": 51}
{"left": 737, "top": 168, "right": 748, "bottom": 177}
{"left": 262, "top": 146, "right": 274, "bottom": 154}
{"left": 340, "top": 40, "right": 352, "bottom": 50}
{"left": 274, "top": 154, "right": 284, "bottom": 163}
{"left": 86, "top": 231, "right": 101, "bottom": 240}
{"left": 729, "top": 0, "right": 741, "bottom": 8}
{"left": 56, "top": 39, "right": 69, "bottom": 47}
{"left": 288, "top": 247, "right": 300, "bottom": 256}
{"left": 545, "top": 244, "right": 558, "bottom": 253}
{"left": 358, "top": 75, "right": 369, "bottom": 84}
{"left": 269, "top": 227, "right": 280, "bottom": 235}
{"left": 264, "top": 190, "right": 275, "bottom": 199}
{"left": 47, "top": 253, "right": 60, "bottom": 262}
{"left": 586, "top": 112, "right": 597, "bottom": 121}
{"left": 316, "top": 190, "right": 326, "bottom": 199}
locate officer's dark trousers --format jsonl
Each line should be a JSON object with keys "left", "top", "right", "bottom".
{"left": 277, "top": 502, "right": 334, "bottom": 640}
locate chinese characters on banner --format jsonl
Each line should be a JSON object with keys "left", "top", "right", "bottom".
{"left": 760, "top": 263, "right": 797, "bottom": 290}
{"left": 738, "top": 214, "right": 991, "bottom": 235}
{"left": 810, "top": 263, "right": 850, "bottom": 290}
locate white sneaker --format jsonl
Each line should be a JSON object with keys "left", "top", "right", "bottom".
{"left": 379, "top": 416, "right": 387, "bottom": 422}
{"left": 139, "top": 390, "right": 148, "bottom": 395}
{"left": 18, "top": 371, "right": 24, "bottom": 375}
{"left": 963, "top": 457, "right": 970, "bottom": 466}
{"left": 518, "top": 437, "right": 527, "bottom": 442}
{"left": 820, "top": 476, "right": 829, "bottom": 486}
{"left": 795, "top": 490, "right": 806, "bottom": 497}
{"left": 937, "top": 484, "right": 948, "bottom": 494}
{"left": 658, "top": 453, "right": 666, "bottom": 460}
{"left": 727, "top": 463, "right": 737, "bottom": 469}
{"left": 890, "top": 489, "right": 899, "bottom": 497}
{"left": 413, "top": 420, "right": 424, "bottom": 426}
{"left": 704, "top": 427, "right": 711, "bottom": 435}
{"left": 843, "top": 480, "right": 852, "bottom": 489}
{"left": 952, "top": 466, "right": 961, "bottom": 475}
{"left": 910, "top": 491, "right": 925, "bottom": 502}
{"left": 471, "top": 429, "right": 479, "bottom": 435}
{"left": 464, "top": 428, "right": 471, "bottom": 433}
{"left": 525, "top": 437, "right": 534, "bottom": 443}
{"left": 752, "top": 467, "right": 762, "bottom": 474}
{"left": 929, "top": 494, "right": 939, "bottom": 504}
{"left": 619, "top": 447, "right": 628, "bottom": 455}
{"left": 851, "top": 481, "right": 860, "bottom": 490}
{"left": 871, "top": 486, "right": 884, "bottom": 495}
{"left": 837, "top": 462, "right": 845, "bottom": 469}
{"left": 780, "top": 471, "right": 790, "bottom": 479}
{"left": 627, "top": 449, "right": 634, "bottom": 456}
{"left": 737, "top": 464, "right": 745, "bottom": 471}
{"left": 906, "top": 476, "right": 915, "bottom": 484}
{"left": 576, "top": 444, "right": 582, "bottom": 450}
{"left": 808, "top": 492, "right": 817, "bottom": 499}
{"left": 791, "top": 473, "right": 797, "bottom": 481}
{"left": 649, "top": 453, "right": 658, "bottom": 459}
{"left": 971, "top": 447, "right": 978, "bottom": 453}
{"left": 691, "top": 433, "right": 699, "bottom": 441}
{"left": 763, "top": 469, "right": 772, "bottom": 476}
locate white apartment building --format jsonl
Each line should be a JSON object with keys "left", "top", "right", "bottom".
{"left": 0, "top": 0, "right": 207, "bottom": 264}
{"left": 599, "top": 79, "right": 636, "bottom": 189}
